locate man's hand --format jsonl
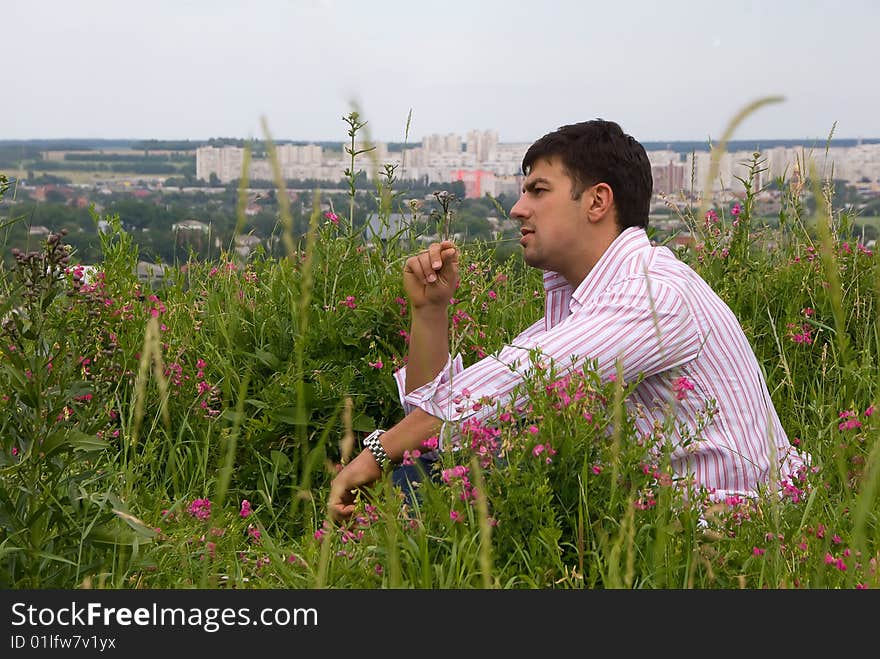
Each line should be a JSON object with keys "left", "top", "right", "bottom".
{"left": 403, "top": 240, "right": 459, "bottom": 309}
{"left": 327, "top": 449, "right": 383, "bottom": 523}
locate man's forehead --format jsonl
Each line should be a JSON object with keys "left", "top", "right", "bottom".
{"left": 524, "top": 156, "right": 568, "bottom": 182}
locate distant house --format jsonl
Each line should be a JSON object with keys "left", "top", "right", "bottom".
{"left": 136, "top": 261, "right": 170, "bottom": 283}
{"left": 171, "top": 219, "right": 210, "bottom": 233}
{"left": 172, "top": 219, "right": 211, "bottom": 254}
{"left": 28, "top": 225, "right": 52, "bottom": 237}
{"left": 234, "top": 234, "right": 262, "bottom": 259}
{"left": 363, "top": 213, "right": 412, "bottom": 243}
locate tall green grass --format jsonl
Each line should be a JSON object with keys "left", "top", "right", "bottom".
{"left": 0, "top": 111, "right": 877, "bottom": 589}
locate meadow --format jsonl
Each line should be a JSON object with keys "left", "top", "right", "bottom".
{"left": 0, "top": 114, "right": 878, "bottom": 590}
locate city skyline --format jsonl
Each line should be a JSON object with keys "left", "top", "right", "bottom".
{"left": 4, "top": 0, "right": 878, "bottom": 143}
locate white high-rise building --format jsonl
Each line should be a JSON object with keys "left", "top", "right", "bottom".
{"left": 466, "top": 130, "right": 498, "bottom": 163}
{"left": 196, "top": 146, "right": 245, "bottom": 183}
{"left": 422, "top": 133, "right": 462, "bottom": 154}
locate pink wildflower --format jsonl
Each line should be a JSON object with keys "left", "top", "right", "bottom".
{"left": 791, "top": 329, "right": 813, "bottom": 345}
{"left": 401, "top": 449, "right": 421, "bottom": 466}
{"left": 838, "top": 410, "right": 862, "bottom": 431}
{"left": 187, "top": 498, "right": 211, "bottom": 521}
{"left": 324, "top": 211, "right": 340, "bottom": 225}
{"left": 240, "top": 499, "right": 252, "bottom": 518}
{"left": 672, "top": 376, "right": 695, "bottom": 401}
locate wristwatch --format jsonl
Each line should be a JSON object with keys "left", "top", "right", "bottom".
{"left": 363, "top": 429, "right": 390, "bottom": 468}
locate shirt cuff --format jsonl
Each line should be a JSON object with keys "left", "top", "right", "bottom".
{"left": 393, "top": 353, "right": 464, "bottom": 416}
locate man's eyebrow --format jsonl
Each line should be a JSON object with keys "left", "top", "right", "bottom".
{"left": 523, "top": 177, "right": 551, "bottom": 193}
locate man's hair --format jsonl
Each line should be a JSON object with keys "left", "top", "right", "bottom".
{"left": 521, "top": 119, "right": 653, "bottom": 230}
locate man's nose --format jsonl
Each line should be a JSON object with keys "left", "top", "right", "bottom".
{"left": 510, "top": 195, "right": 528, "bottom": 220}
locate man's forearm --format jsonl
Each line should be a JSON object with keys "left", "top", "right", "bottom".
{"left": 404, "top": 305, "right": 450, "bottom": 395}
{"left": 381, "top": 407, "right": 443, "bottom": 463}
{"left": 328, "top": 408, "right": 443, "bottom": 522}
{"left": 345, "top": 409, "right": 442, "bottom": 485}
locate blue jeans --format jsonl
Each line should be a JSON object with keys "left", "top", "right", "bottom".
{"left": 391, "top": 451, "right": 440, "bottom": 508}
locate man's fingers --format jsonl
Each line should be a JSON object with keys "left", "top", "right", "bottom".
{"left": 406, "top": 257, "right": 430, "bottom": 284}
{"left": 407, "top": 243, "right": 458, "bottom": 288}
{"left": 441, "top": 246, "right": 459, "bottom": 264}
{"left": 428, "top": 243, "right": 443, "bottom": 270}
{"left": 330, "top": 503, "right": 355, "bottom": 524}
{"left": 430, "top": 241, "right": 457, "bottom": 269}
{"left": 418, "top": 252, "right": 438, "bottom": 282}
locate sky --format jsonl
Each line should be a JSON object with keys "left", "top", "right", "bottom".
{"left": 3, "top": 0, "right": 878, "bottom": 144}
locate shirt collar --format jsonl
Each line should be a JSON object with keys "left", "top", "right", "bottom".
{"left": 542, "top": 227, "right": 651, "bottom": 320}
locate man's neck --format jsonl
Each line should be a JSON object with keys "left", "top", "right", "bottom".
{"left": 559, "top": 227, "right": 622, "bottom": 289}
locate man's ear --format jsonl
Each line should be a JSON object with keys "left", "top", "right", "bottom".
{"left": 584, "top": 182, "right": 614, "bottom": 224}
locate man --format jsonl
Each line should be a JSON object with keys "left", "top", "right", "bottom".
{"left": 328, "top": 119, "right": 806, "bottom": 523}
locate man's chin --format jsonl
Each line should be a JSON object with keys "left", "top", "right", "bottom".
{"left": 521, "top": 251, "right": 542, "bottom": 269}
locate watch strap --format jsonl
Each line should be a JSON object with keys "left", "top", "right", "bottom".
{"left": 363, "top": 429, "right": 389, "bottom": 468}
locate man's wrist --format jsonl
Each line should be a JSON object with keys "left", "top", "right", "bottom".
{"left": 411, "top": 301, "right": 450, "bottom": 316}
{"left": 353, "top": 445, "right": 384, "bottom": 481}
{"left": 363, "top": 429, "right": 391, "bottom": 469}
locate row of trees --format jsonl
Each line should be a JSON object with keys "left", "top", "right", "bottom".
{"left": 0, "top": 185, "right": 519, "bottom": 268}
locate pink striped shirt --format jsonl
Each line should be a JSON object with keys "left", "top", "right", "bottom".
{"left": 394, "top": 227, "right": 807, "bottom": 499}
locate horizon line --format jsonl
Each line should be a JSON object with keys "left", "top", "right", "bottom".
{"left": 3, "top": 136, "right": 879, "bottom": 145}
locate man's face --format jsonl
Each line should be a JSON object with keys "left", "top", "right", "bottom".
{"left": 510, "top": 156, "right": 589, "bottom": 274}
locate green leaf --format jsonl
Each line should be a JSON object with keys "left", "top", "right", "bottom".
{"left": 253, "top": 348, "right": 280, "bottom": 369}
{"left": 340, "top": 333, "right": 364, "bottom": 348}
{"left": 0, "top": 545, "right": 23, "bottom": 562}
{"left": 68, "top": 431, "right": 110, "bottom": 452}
{"left": 30, "top": 550, "right": 77, "bottom": 567}
{"left": 28, "top": 511, "right": 49, "bottom": 548}
{"left": 87, "top": 522, "right": 141, "bottom": 546}
{"left": 220, "top": 409, "right": 244, "bottom": 423}
{"left": 41, "top": 429, "right": 71, "bottom": 457}
{"left": 351, "top": 413, "right": 375, "bottom": 432}
{"left": 269, "top": 406, "right": 301, "bottom": 425}
{"left": 270, "top": 450, "right": 292, "bottom": 474}
{"left": 112, "top": 509, "right": 158, "bottom": 539}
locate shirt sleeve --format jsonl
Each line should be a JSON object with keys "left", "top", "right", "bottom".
{"left": 393, "top": 353, "right": 465, "bottom": 416}
{"left": 394, "top": 277, "right": 703, "bottom": 431}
